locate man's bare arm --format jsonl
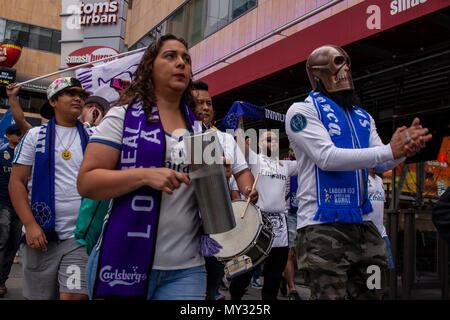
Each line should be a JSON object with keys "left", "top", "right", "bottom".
{"left": 6, "top": 83, "right": 32, "bottom": 135}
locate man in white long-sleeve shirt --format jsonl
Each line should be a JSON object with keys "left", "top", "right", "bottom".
{"left": 285, "top": 45, "right": 432, "bottom": 300}
{"left": 229, "top": 129, "right": 297, "bottom": 300}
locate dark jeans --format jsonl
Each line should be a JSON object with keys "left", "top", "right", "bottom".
{"left": 229, "top": 246, "right": 289, "bottom": 300}
{"left": 253, "top": 264, "right": 262, "bottom": 281}
{"left": 205, "top": 256, "right": 225, "bottom": 300}
{"left": 0, "top": 203, "right": 23, "bottom": 286}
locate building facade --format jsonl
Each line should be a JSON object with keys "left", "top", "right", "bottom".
{"left": 0, "top": 0, "right": 449, "bottom": 298}
{"left": 1, "top": 1, "right": 449, "bottom": 198}
{"left": 0, "top": 0, "right": 62, "bottom": 122}
{"left": 60, "top": 0, "right": 129, "bottom": 70}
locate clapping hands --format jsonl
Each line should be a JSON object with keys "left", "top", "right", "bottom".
{"left": 390, "top": 118, "right": 432, "bottom": 159}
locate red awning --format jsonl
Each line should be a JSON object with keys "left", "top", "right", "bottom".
{"left": 199, "top": 0, "right": 449, "bottom": 97}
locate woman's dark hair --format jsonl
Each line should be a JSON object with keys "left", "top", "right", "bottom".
{"left": 121, "top": 34, "right": 194, "bottom": 119}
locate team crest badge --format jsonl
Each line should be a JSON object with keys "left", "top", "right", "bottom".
{"left": 290, "top": 113, "right": 307, "bottom": 132}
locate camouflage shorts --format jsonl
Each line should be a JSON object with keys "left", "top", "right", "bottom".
{"left": 296, "top": 221, "right": 388, "bottom": 300}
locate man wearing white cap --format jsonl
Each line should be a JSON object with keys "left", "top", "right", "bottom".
{"left": 9, "top": 77, "right": 93, "bottom": 300}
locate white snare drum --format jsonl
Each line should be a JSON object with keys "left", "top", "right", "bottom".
{"left": 210, "top": 200, "right": 274, "bottom": 274}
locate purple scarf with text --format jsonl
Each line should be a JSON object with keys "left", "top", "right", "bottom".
{"left": 93, "top": 98, "right": 199, "bottom": 298}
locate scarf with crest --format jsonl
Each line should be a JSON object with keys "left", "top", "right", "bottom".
{"left": 310, "top": 91, "right": 373, "bottom": 223}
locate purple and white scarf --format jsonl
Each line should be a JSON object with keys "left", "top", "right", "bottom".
{"left": 93, "top": 98, "right": 199, "bottom": 298}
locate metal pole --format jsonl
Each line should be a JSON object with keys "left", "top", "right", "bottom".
{"left": 443, "top": 240, "right": 449, "bottom": 300}
{"left": 390, "top": 168, "right": 396, "bottom": 210}
{"left": 395, "top": 164, "right": 409, "bottom": 209}
{"left": 416, "top": 162, "right": 426, "bottom": 207}
{"left": 438, "top": 234, "right": 449, "bottom": 299}
{"left": 13, "top": 47, "right": 146, "bottom": 87}
{"left": 402, "top": 208, "right": 416, "bottom": 300}
{"left": 387, "top": 209, "right": 399, "bottom": 299}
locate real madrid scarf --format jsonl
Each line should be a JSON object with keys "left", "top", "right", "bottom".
{"left": 31, "top": 118, "right": 88, "bottom": 241}
{"left": 310, "top": 91, "right": 373, "bottom": 223}
{"left": 94, "top": 99, "right": 200, "bottom": 299}
{"left": 222, "top": 101, "right": 265, "bottom": 130}
{"left": 289, "top": 175, "right": 299, "bottom": 211}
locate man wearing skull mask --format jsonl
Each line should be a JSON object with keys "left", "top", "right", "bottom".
{"left": 285, "top": 45, "right": 432, "bottom": 299}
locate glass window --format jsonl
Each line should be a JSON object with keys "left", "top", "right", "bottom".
{"left": 231, "top": 0, "right": 257, "bottom": 19}
{"left": 18, "top": 95, "right": 30, "bottom": 112}
{"left": 1, "top": 19, "right": 60, "bottom": 54}
{"left": 29, "top": 26, "right": 52, "bottom": 51}
{"left": 0, "top": 97, "right": 8, "bottom": 109}
{"left": 166, "top": 7, "right": 188, "bottom": 41}
{"left": 129, "top": 0, "right": 258, "bottom": 49}
{"left": 160, "top": 2, "right": 208, "bottom": 47}
{"left": 0, "top": 19, "right": 6, "bottom": 42}
{"left": 138, "top": 36, "right": 152, "bottom": 48}
{"left": 205, "top": 0, "right": 230, "bottom": 37}
{"left": 186, "top": 0, "right": 206, "bottom": 46}
{"left": 5, "top": 20, "right": 29, "bottom": 47}
{"left": 51, "top": 30, "right": 61, "bottom": 53}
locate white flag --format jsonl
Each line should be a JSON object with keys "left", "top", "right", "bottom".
{"left": 75, "top": 48, "right": 146, "bottom": 106}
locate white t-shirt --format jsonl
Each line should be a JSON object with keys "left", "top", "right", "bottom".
{"left": 364, "top": 174, "right": 387, "bottom": 237}
{"left": 228, "top": 175, "right": 239, "bottom": 191}
{"left": 247, "top": 150, "right": 297, "bottom": 247}
{"left": 285, "top": 95, "right": 404, "bottom": 230}
{"left": 13, "top": 124, "right": 94, "bottom": 240}
{"left": 216, "top": 130, "right": 248, "bottom": 175}
{"left": 90, "top": 106, "right": 248, "bottom": 270}
{"left": 228, "top": 175, "right": 246, "bottom": 201}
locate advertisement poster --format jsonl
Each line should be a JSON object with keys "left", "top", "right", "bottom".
{"left": 383, "top": 136, "right": 450, "bottom": 198}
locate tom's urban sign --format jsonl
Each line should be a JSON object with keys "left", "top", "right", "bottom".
{"left": 79, "top": 0, "right": 120, "bottom": 26}
{"left": 66, "top": 46, "right": 120, "bottom": 67}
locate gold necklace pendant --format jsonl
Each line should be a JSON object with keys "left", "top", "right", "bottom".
{"left": 62, "top": 150, "right": 71, "bottom": 160}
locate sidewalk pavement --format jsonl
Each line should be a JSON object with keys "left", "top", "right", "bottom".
{"left": 220, "top": 272, "right": 310, "bottom": 300}
{"left": 2, "top": 253, "right": 310, "bottom": 300}
{"left": 1, "top": 254, "right": 445, "bottom": 300}
{"left": 3, "top": 255, "right": 23, "bottom": 300}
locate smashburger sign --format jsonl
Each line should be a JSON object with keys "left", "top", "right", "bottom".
{"left": 66, "top": 46, "right": 119, "bottom": 67}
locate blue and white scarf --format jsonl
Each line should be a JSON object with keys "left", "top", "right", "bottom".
{"left": 310, "top": 91, "right": 373, "bottom": 223}
{"left": 31, "top": 118, "right": 88, "bottom": 241}
{"left": 289, "top": 175, "right": 299, "bottom": 211}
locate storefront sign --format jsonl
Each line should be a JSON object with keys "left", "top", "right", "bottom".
{"left": 0, "top": 67, "right": 16, "bottom": 86}
{"left": 390, "top": 0, "right": 428, "bottom": 16}
{"left": 0, "top": 42, "right": 22, "bottom": 68}
{"left": 66, "top": 46, "right": 120, "bottom": 67}
{"left": 199, "top": 0, "right": 448, "bottom": 97}
{"left": 79, "top": 1, "right": 119, "bottom": 26}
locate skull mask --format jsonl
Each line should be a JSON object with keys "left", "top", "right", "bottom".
{"left": 306, "top": 45, "right": 354, "bottom": 93}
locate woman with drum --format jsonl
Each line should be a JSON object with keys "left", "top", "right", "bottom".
{"left": 229, "top": 125, "right": 298, "bottom": 300}
{"left": 76, "top": 34, "right": 244, "bottom": 300}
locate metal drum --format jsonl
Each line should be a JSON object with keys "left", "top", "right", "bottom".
{"left": 184, "top": 129, "right": 236, "bottom": 234}
{"left": 210, "top": 200, "right": 274, "bottom": 278}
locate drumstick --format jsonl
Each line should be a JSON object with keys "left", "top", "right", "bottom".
{"left": 241, "top": 172, "right": 260, "bottom": 219}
